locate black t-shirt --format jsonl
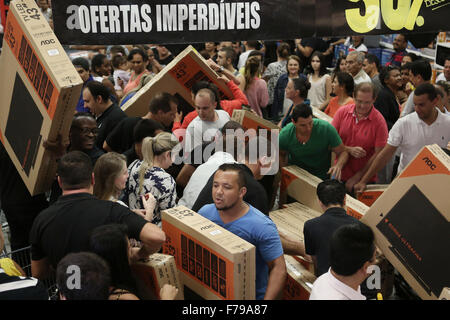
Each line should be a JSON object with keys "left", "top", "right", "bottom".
{"left": 30, "top": 193, "right": 147, "bottom": 269}
{"left": 374, "top": 86, "right": 400, "bottom": 131}
{"left": 105, "top": 116, "right": 141, "bottom": 153}
{"left": 158, "top": 54, "right": 174, "bottom": 66}
{"left": 303, "top": 207, "right": 358, "bottom": 277}
{"left": 123, "top": 146, "right": 138, "bottom": 167}
{"left": 96, "top": 103, "right": 127, "bottom": 150}
{"left": 192, "top": 164, "right": 269, "bottom": 215}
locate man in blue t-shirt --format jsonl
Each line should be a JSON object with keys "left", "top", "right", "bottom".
{"left": 198, "top": 163, "right": 286, "bottom": 300}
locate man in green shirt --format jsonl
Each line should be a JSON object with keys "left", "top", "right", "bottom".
{"left": 279, "top": 103, "right": 347, "bottom": 180}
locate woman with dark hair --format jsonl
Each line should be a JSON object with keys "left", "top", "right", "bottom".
{"left": 272, "top": 55, "right": 306, "bottom": 121}
{"left": 279, "top": 77, "right": 311, "bottom": 128}
{"left": 262, "top": 42, "right": 291, "bottom": 109}
{"left": 325, "top": 72, "right": 354, "bottom": 117}
{"left": 123, "top": 48, "right": 151, "bottom": 95}
{"left": 89, "top": 224, "right": 138, "bottom": 300}
{"left": 333, "top": 55, "right": 347, "bottom": 75}
{"left": 89, "top": 224, "right": 179, "bottom": 300}
{"left": 307, "top": 51, "right": 332, "bottom": 111}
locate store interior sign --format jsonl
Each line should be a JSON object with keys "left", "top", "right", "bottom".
{"left": 47, "top": 0, "right": 449, "bottom": 44}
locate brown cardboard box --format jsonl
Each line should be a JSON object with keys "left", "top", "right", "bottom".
{"left": 270, "top": 203, "right": 320, "bottom": 273}
{"left": 357, "top": 184, "right": 389, "bottom": 207}
{"left": 439, "top": 288, "right": 450, "bottom": 300}
{"left": 131, "top": 253, "right": 184, "bottom": 300}
{"left": 121, "top": 45, "right": 233, "bottom": 117}
{"left": 281, "top": 165, "right": 369, "bottom": 219}
{"left": 283, "top": 255, "right": 316, "bottom": 300}
{"left": 0, "top": 0, "right": 83, "bottom": 196}
{"left": 231, "top": 109, "right": 280, "bottom": 131}
{"left": 161, "top": 206, "right": 255, "bottom": 300}
{"left": 361, "top": 144, "right": 450, "bottom": 300}
{"left": 312, "top": 106, "right": 333, "bottom": 123}
{"left": 281, "top": 165, "right": 323, "bottom": 212}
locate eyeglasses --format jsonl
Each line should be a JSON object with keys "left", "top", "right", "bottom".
{"left": 73, "top": 127, "right": 99, "bottom": 135}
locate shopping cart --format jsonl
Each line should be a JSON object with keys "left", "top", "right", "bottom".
{"left": 0, "top": 244, "right": 58, "bottom": 300}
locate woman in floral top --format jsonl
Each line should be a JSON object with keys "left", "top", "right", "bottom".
{"left": 123, "top": 132, "right": 179, "bottom": 227}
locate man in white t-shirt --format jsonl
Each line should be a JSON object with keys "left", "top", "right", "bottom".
{"left": 237, "top": 41, "right": 259, "bottom": 70}
{"left": 184, "top": 88, "right": 230, "bottom": 153}
{"left": 310, "top": 222, "right": 376, "bottom": 300}
{"left": 346, "top": 51, "right": 372, "bottom": 86}
{"left": 436, "top": 57, "right": 450, "bottom": 82}
{"left": 354, "top": 83, "right": 450, "bottom": 194}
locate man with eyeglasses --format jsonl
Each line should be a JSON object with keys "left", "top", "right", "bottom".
{"left": 332, "top": 82, "right": 388, "bottom": 194}
{"left": 69, "top": 113, "right": 105, "bottom": 165}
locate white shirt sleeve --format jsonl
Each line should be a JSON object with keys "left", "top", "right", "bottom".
{"left": 387, "top": 118, "right": 403, "bottom": 147}
{"left": 400, "top": 92, "right": 415, "bottom": 117}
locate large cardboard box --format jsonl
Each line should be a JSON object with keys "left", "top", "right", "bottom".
{"left": 312, "top": 106, "right": 333, "bottom": 123}
{"left": 121, "top": 45, "right": 233, "bottom": 118}
{"left": 439, "top": 288, "right": 450, "bottom": 300}
{"left": 281, "top": 165, "right": 323, "bottom": 212}
{"left": 281, "top": 165, "right": 369, "bottom": 219}
{"left": 131, "top": 253, "right": 184, "bottom": 300}
{"left": 161, "top": 206, "right": 256, "bottom": 300}
{"left": 357, "top": 184, "right": 389, "bottom": 207}
{"left": 0, "top": 0, "right": 83, "bottom": 196}
{"left": 361, "top": 144, "right": 450, "bottom": 300}
{"left": 231, "top": 109, "right": 280, "bottom": 132}
{"left": 270, "top": 203, "right": 320, "bottom": 273}
{"left": 283, "top": 255, "right": 316, "bottom": 300}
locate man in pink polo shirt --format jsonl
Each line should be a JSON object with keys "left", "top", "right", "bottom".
{"left": 332, "top": 82, "right": 388, "bottom": 193}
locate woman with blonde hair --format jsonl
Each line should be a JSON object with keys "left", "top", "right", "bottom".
{"left": 123, "top": 132, "right": 179, "bottom": 227}
{"left": 94, "top": 152, "right": 155, "bottom": 221}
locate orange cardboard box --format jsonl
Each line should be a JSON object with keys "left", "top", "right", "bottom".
{"left": 283, "top": 255, "right": 316, "bottom": 300}
{"left": 357, "top": 184, "right": 389, "bottom": 207}
{"left": 161, "top": 206, "right": 255, "bottom": 300}
{"left": 362, "top": 144, "right": 450, "bottom": 300}
{"left": 281, "top": 165, "right": 369, "bottom": 219}
{"left": 131, "top": 253, "right": 184, "bottom": 300}
{"left": 0, "top": 0, "right": 82, "bottom": 195}
{"left": 231, "top": 109, "right": 280, "bottom": 132}
{"left": 122, "top": 45, "right": 233, "bottom": 117}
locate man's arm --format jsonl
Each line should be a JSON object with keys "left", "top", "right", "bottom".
{"left": 279, "top": 232, "right": 305, "bottom": 256}
{"left": 354, "top": 144, "right": 398, "bottom": 194}
{"left": 31, "top": 258, "right": 51, "bottom": 280}
{"left": 264, "top": 255, "right": 287, "bottom": 300}
{"left": 138, "top": 223, "right": 166, "bottom": 255}
{"left": 345, "top": 145, "right": 384, "bottom": 192}
{"left": 328, "top": 143, "right": 348, "bottom": 181}
{"left": 294, "top": 39, "right": 313, "bottom": 58}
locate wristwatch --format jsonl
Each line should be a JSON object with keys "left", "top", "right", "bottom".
{"left": 218, "top": 66, "right": 224, "bottom": 73}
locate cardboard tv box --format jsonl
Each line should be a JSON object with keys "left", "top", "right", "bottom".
{"left": 311, "top": 106, "right": 333, "bottom": 123}
{"left": 281, "top": 165, "right": 369, "bottom": 219}
{"left": 357, "top": 184, "right": 389, "bottom": 207}
{"left": 121, "top": 45, "right": 233, "bottom": 118}
{"left": 0, "top": 0, "right": 82, "bottom": 196}
{"left": 283, "top": 255, "right": 316, "bottom": 300}
{"left": 161, "top": 206, "right": 256, "bottom": 300}
{"left": 361, "top": 144, "right": 450, "bottom": 300}
{"left": 231, "top": 109, "right": 280, "bottom": 132}
{"left": 131, "top": 253, "right": 184, "bottom": 300}
{"left": 270, "top": 203, "right": 321, "bottom": 273}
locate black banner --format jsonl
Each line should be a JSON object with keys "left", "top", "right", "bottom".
{"left": 316, "top": 0, "right": 450, "bottom": 37}
{"left": 50, "top": 0, "right": 449, "bottom": 45}
{"left": 51, "top": 0, "right": 314, "bottom": 45}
